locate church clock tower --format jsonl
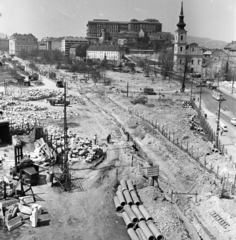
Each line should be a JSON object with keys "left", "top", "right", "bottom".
{"left": 174, "top": 2, "right": 187, "bottom": 71}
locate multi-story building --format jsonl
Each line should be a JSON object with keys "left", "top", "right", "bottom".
{"left": 0, "top": 38, "right": 9, "bottom": 52}
{"left": 173, "top": 3, "right": 203, "bottom": 73}
{"left": 51, "top": 37, "right": 64, "bottom": 51}
{"left": 61, "top": 37, "right": 88, "bottom": 57}
{"left": 86, "top": 18, "right": 162, "bottom": 42}
{"left": 9, "top": 33, "right": 38, "bottom": 55}
{"left": 86, "top": 44, "right": 124, "bottom": 61}
{"left": 38, "top": 42, "right": 47, "bottom": 50}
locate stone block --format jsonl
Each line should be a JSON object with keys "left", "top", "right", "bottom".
{"left": 6, "top": 216, "right": 22, "bottom": 231}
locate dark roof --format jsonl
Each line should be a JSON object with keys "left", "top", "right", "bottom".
{"left": 224, "top": 41, "right": 236, "bottom": 51}
{"left": 87, "top": 45, "right": 123, "bottom": 52}
{"left": 70, "top": 43, "right": 83, "bottom": 48}
{"left": 149, "top": 32, "right": 173, "bottom": 41}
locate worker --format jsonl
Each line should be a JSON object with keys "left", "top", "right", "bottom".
{"left": 204, "top": 113, "right": 207, "bottom": 119}
{"left": 107, "top": 134, "right": 111, "bottom": 144}
{"left": 220, "top": 129, "right": 223, "bottom": 136}
{"left": 94, "top": 134, "right": 97, "bottom": 145}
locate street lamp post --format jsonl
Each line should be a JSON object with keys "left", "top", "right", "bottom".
{"left": 215, "top": 93, "right": 223, "bottom": 149}
{"left": 232, "top": 75, "right": 235, "bottom": 94}
{"left": 199, "top": 79, "right": 202, "bottom": 110}
{"left": 218, "top": 70, "right": 220, "bottom": 89}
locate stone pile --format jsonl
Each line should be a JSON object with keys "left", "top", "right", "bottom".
{"left": 45, "top": 126, "right": 104, "bottom": 164}
{"left": 15, "top": 89, "right": 62, "bottom": 101}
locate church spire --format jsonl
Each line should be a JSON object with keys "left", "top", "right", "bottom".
{"left": 177, "top": 1, "right": 186, "bottom": 30}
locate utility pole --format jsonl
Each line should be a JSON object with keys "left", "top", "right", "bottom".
{"left": 127, "top": 82, "right": 129, "bottom": 97}
{"left": 199, "top": 79, "right": 202, "bottom": 109}
{"left": 218, "top": 70, "right": 220, "bottom": 89}
{"left": 63, "top": 78, "right": 70, "bottom": 191}
{"left": 190, "top": 77, "right": 193, "bottom": 101}
{"left": 231, "top": 75, "right": 235, "bottom": 94}
{"left": 215, "top": 93, "right": 223, "bottom": 148}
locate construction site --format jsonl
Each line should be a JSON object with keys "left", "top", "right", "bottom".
{"left": 1, "top": 62, "right": 236, "bottom": 240}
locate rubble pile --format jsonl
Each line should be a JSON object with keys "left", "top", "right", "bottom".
{"left": 182, "top": 101, "right": 192, "bottom": 108}
{"left": 3, "top": 104, "right": 47, "bottom": 112}
{"left": 188, "top": 115, "right": 204, "bottom": 133}
{"left": 0, "top": 194, "right": 46, "bottom": 231}
{"left": 14, "top": 89, "right": 62, "bottom": 101}
{"left": 45, "top": 126, "right": 104, "bottom": 163}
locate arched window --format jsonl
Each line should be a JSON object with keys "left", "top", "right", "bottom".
{"left": 180, "top": 35, "right": 183, "bottom": 41}
{"left": 191, "top": 59, "right": 194, "bottom": 64}
{"left": 180, "top": 47, "right": 183, "bottom": 51}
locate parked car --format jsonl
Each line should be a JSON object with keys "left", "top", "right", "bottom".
{"left": 230, "top": 118, "right": 236, "bottom": 126}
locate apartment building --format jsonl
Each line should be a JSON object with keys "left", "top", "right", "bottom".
{"left": 86, "top": 18, "right": 162, "bottom": 42}
{"left": 61, "top": 37, "right": 88, "bottom": 57}
{"left": 86, "top": 44, "right": 124, "bottom": 61}
{"left": 9, "top": 33, "right": 38, "bottom": 55}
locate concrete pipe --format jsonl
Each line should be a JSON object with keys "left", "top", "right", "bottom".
{"left": 127, "top": 228, "right": 140, "bottom": 240}
{"left": 124, "top": 204, "right": 138, "bottom": 223}
{"left": 118, "top": 185, "right": 122, "bottom": 192}
{"left": 138, "top": 220, "right": 155, "bottom": 240}
{"left": 127, "top": 179, "right": 135, "bottom": 192}
{"left": 136, "top": 228, "right": 148, "bottom": 240}
{"left": 147, "top": 220, "right": 164, "bottom": 240}
{"left": 130, "top": 190, "right": 140, "bottom": 205}
{"left": 123, "top": 190, "right": 133, "bottom": 206}
{"left": 122, "top": 211, "right": 134, "bottom": 229}
{"left": 120, "top": 179, "right": 128, "bottom": 192}
{"left": 131, "top": 205, "right": 145, "bottom": 222}
{"left": 138, "top": 205, "right": 153, "bottom": 221}
{"left": 114, "top": 196, "right": 122, "bottom": 212}
{"left": 116, "top": 190, "right": 126, "bottom": 206}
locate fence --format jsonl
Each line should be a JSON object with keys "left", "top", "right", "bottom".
{"left": 128, "top": 105, "right": 236, "bottom": 196}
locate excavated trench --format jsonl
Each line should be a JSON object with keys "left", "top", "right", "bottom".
{"left": 84, "top": 94, "right": 217, "bottom": 240}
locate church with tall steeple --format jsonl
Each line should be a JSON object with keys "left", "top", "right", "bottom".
{"left": 173, "top": 2, "right": 203, "bottom": 73}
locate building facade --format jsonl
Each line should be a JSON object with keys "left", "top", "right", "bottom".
{"left": 61, "top": 37, "right": 88, "bottom": 57}
{"left": 173, "top": 3, "right": 203, "bottom": 73}
{"left": 86, "top": 19, "right": 162, "bottom": 42}
{"left": 86, "top": 45, "right": 124, "bottom": 61}
{"left": 0, "top": 38, "right": 9, "bottom": 52}
{"left": 51, "top": 37, "right": 63, "bottom": 50}
{"left": 9, "top": 33, "right": 38, "bottom": 55}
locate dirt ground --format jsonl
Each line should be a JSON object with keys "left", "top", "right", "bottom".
{"left": 1, "top": 68, "right": 236, "bottom": 240}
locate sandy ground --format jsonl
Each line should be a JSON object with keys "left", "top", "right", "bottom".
{"left": 0, "top": 67, "right": 236, "bottom": 240}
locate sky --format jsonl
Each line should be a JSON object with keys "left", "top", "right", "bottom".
{"left": 0, "top": 0, "right": 235, "bottom": 42}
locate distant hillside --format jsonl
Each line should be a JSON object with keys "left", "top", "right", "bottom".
{"left": 187, "top": 36, "right": 228, "bottom": 49}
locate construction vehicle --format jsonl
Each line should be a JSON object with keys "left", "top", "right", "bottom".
{"left": 48, "top": 96, "right": 70, "bottom": 106}
{"left": 131, "top": 96, "right": 148, "bottom": 105}
{"left": 56, "top": 80, "right": 64, "bottom": 88}
{"left": 143, "top": 87, "right": 156, "bottom": 95}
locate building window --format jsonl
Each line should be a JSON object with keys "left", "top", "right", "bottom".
{"left": 191, "top": 60, "right": 194, "bottom": 64}
{"left": 198, "top": 59, "right": 201, "bottom": 65}
{"left": 191, "top": 47, "right": 194, "bottom": 52}
{"left": 180, "top": 35, "right": 183, "bottom": 41}
{"left": 179, "top": 59, "right": 182, "bottom": 64}
{"left": 180, "top": 47, "right": 183, "bottom": 52}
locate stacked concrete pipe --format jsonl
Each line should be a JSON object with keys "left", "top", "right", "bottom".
{"left": 124, "top": 205, "right": 138, "bottom": 223}
{"left": 123, "top": 190, "right": 133, "bottom": 206}
{"left": 122, "top": 211, "right": 134, "bottom": 229}
{"left": 130, "top": 190, "right": 140, "bottom": 205}
{"left": 120, "top": 179, "right": 128, "bottom": 192}
{"left": 138, "top": 221, "right": 155, "bottom": 240}
{"left": 116, "top": 190, "right": 126, "bottom": 206}
{"left": 127, "top": 228, "right": 140, "bottom": 240}
{"left": 131, "top": 205, "right": 145, "bottom": 222}
{"left": 136, "top": 228, "right": 148, "bottom": 240}
{"left": 138, "top": 205, "right": 153, "bottom": 221}
{"left": 147, "top": 220, "right": 164, "bottom": 240}
{"left": 113, "top": 196, "right": 122, "bottom": 212}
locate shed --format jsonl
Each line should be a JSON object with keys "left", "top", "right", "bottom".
{"left": 0, "top": 121, "right": 10, "bottom": 144}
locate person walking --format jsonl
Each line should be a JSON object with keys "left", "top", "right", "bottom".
{"left": 107, "top": 134, "right": 111, "bottom": 144}
{"left": 94, "top": 134, "right": 97, "bottom": 145}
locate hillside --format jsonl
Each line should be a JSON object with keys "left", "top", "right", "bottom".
{"left": 187, "top": 35, "right": 227, "bottom": 49}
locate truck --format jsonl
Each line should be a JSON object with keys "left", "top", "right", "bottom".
{"left": 143, "top": 87, "right": 156, "bottom": 95}
{"left": 48, "top": 97, "right": 70, "bottom": 106}
{"left": 56, "top": 80, "right": 64, "bottom": 88}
